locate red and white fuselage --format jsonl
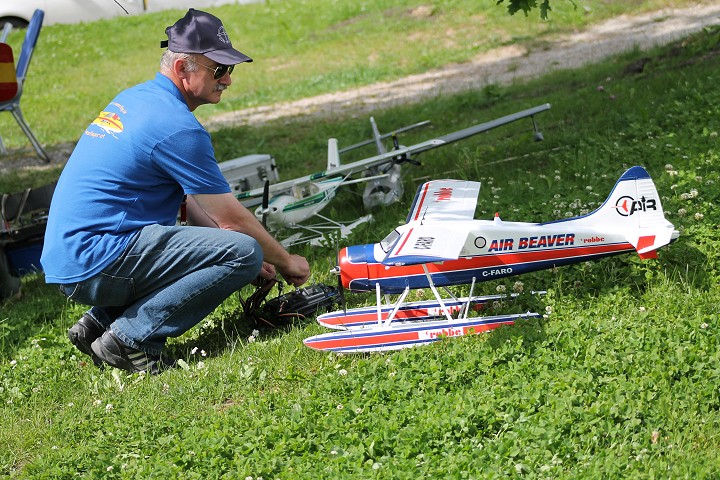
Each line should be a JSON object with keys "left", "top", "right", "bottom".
{"left": 337, "top": 166, "right": 678, "bottom": 293}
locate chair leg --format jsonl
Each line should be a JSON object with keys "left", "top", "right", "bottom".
{"left": 0, "top": 133, "right": 6, "bottom": 156}
{"left": 11, "top": 107, "right": 50, "bottom": 163}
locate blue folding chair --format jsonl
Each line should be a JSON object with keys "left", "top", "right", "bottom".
{"left": 0, "top": 9, "right": 49, "bottom": 162}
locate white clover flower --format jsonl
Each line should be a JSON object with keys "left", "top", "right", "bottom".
{"left": 664, "top": 164, "right": 674, "bottom": 170}
{"left": 10, "top": 359, "right": 16, "bottom": 368}
{"left": 700, "top": 323, "right": 708, "bottom": 329}
{"left": 695, "top": 213, "right": 704, "bottom": 221}
{"left": 105, "top": 404, "right": 114, "bottom": 411}
{"left": 93, "top": 399, "right": 102, "bottom": 407}
{"left": 639, "top": 306, "right": 646, "bottom": 312}
{"left": 330, "top": 450, "right": 338, "bottom": 456}
{"left": 689, "top": 189, "right": 699, "bottom": 198}
{"left": 248, "top": 335, "right": 256, "bottom": 343}
{"left": 338, "top": 369, "right": 348, "bottom": 376}
{"left": 68, "top": 402, "right": 74, "bottom": 407}
{"left": 336, "top": 404, "right": 344, "bottom": 410}
{"left": 545, "top": 305, "right": 553, "bottom": 314}
{"left": 107, "top": 466, "right": 114, "bottom": 472}
{"left": 496, "top": 285, "right": 506, "bottom": 293}
{"left": 355, "top": 408, "right": 363, "bottom": 414}
{"left": 197, "top": 362, "right": 205, "bottom": 370}
{"left": 512, "top": 281, "right": 524, "bottom": 293}
{"left": 201, "top": 350, "right": 207, "bottom": 357}
{"left": 678, "top": 208, "right": 687, "bottom": 217}
{"left": 252, "top": 329, "right": 260, "bottom": 337}
{"left": 191, "top": 347, "right": 198, "bottom": 355}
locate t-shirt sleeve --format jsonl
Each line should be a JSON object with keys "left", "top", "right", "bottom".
{"left": 152, "top": 128, "right": 231, "bottom": 195}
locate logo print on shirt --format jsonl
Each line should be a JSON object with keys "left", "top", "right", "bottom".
{"left": 217, "top": 26, "right": 230, "bottom": 44}
{"left": 89, "top": 111, "right": 124, "bottom": 139}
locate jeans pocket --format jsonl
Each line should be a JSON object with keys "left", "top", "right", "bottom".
{"left": 65, "top": 273, "right": 136, "bottom": 307}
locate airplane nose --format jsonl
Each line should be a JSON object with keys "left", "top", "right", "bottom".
{"left": 338, "top": 247, "right": 351, "bottom": 290}
{"left": 337, "top": 245, "right": 373, "bottom": 291}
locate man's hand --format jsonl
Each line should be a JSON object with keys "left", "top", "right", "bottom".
{"left": 278, "top": 254, "right": 310, "bottom": 287}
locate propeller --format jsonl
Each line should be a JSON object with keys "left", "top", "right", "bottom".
{"left": 336, "top": 266, "right": 346, "bottom": 314}
{"left": 330, "top": 245, "right": 346, "bottom": 313}
{"left": 260, "top": 179, "right": 270, "bottom": 228}
{"left": 380, "top": 133, "right": 421, "bottom": 174}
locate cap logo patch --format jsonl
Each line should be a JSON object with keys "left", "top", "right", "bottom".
{"left": 217, "top": 26, "right": 230, "bottom": 44}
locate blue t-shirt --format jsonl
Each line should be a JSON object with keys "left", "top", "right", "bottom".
{"left": 41, "top": 73, "right": 231, "bottom": 284}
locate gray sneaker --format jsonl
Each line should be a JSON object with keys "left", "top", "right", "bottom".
{"left": 90, "top": 331, "right": 175, "bottom": 375}
{"left": 68, "top": 313, "right": 105, "bottom": 357}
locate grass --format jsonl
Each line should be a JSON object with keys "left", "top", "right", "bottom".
{"left": 2, "top": 1, "right": 720, "bottom": 478}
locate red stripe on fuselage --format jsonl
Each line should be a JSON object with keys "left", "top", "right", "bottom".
{"left": 350, "top": 242, "right": 633, "bottom": 287}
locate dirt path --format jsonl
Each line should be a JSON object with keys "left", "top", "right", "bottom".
{"left": 205, "top": 3, "right": 720, "bottom": 129}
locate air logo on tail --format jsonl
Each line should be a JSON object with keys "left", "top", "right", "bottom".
{"left": 614, "top": 196, "right": 657, "bottom": 217}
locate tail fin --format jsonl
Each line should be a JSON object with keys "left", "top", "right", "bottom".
{"left": 327, "top": 138, "right": 341, "bottom": 171}
{"left": 370, "top": 117, "right": 387, "bottom": 155}
{"left": 568, "top": 166, "right": 679, "bottom": 258}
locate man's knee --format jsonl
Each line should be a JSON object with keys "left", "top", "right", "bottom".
{"left": 230, "top": 237, "right": 263, "bottom": 277}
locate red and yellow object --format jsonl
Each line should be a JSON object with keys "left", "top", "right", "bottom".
{"left": 0, "top": 43, "right": 18, "bottom": 102}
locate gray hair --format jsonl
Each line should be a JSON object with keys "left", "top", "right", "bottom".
{"left": 160, "top": 50, "right": 198, "bottom": 74}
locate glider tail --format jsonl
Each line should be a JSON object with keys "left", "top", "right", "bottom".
{"left": 327, "top": 138, "right": 341, "bottom": 171}
{"left": 570, "top": 166, "right": 679, "bottom": 258}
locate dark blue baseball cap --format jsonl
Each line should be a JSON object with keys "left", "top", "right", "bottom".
{"left": 160, "top": 9, "right": 252, "bottom": 65}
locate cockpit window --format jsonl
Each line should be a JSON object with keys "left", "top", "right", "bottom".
{"left": 380, "top": 229, "right": 401, "bottom": 253}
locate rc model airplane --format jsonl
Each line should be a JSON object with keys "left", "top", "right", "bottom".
{"left": 303, "top": 165, "right": 679, "bottom": 352}
{"left": 235, "top": 104, "right": 551, "bottom": 246}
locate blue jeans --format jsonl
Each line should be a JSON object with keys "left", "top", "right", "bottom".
{"left": 59, "top": 224, "right": 263, "bottom": 355}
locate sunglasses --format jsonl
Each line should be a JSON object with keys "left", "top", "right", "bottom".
{"left": 187, "top": 59, "right": 234, "bottom": 79}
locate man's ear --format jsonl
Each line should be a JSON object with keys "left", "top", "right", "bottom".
{"left": 174, "top": 58, "right": 189, "bottom": 79}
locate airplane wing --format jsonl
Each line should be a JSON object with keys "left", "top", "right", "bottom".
{"left": 406, "top": 179, "right": 480, "bottom": 223}
{"left": 235, "top": 103, "right": 550, "bottom": 202}
{"left": 235, "top": 139, "right": 444, "bottom": 201}
{"left": 382, "top": 223, "right": 472, "bottom": 266}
